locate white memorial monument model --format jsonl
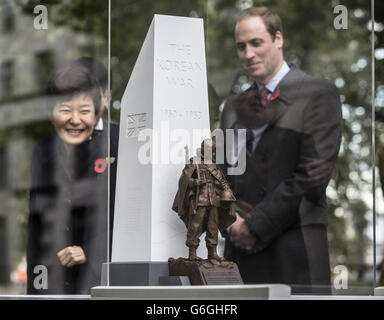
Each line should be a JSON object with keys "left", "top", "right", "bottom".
{"left": 97, "top": 15, "right": 211, "bottom": 287}
{"left": 113, "top": 14, "right": 210, "bottom": 262}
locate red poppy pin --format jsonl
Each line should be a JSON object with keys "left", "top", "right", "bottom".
{"left": 94, "top": 157, "right": 116, "bottom": 174}
{"left": 269, "top": 90, "right": 280, "bottom": 101}
{"left": 94, "top": 158, "right": 106, "bottom": 173}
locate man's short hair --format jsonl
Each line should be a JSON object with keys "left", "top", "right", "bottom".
{"left": 236, "top": 6, "right": 283, "bottom": 41}
{"left": 45, "top": 64, "right": 102, "bottom": 116}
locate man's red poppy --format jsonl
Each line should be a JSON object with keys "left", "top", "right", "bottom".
{"left": 270, "top": 90, "right": 280, "bottom": 101}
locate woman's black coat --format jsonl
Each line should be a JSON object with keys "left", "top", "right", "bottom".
{"left": 27, "top": 124, "right": 119, "bottom": 294}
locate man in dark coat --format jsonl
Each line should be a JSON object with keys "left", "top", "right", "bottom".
{"left": 220, "top": 7, "right": 342, "bottom": 294}
{"left": 172, "top": 139, "right": 236, "bottom": 262}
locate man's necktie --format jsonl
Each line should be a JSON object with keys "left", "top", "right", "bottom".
{"left": 259, "top": 86, "right": 269, "bottom": 107}
{"left": 244, "top": 85, "right": 269, "bottom": 155}
{"left": 246, "top": 129, "right": 255, "bottom": 155}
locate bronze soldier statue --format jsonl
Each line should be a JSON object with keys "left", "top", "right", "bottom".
{"left": 172, "top": 139, "right": 236, "bottom": 263}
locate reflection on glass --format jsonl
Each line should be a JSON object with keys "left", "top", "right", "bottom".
{"left": 0, "top": 0, "right": 109, "bottom": 294}
{"left": 0, "top": 0, "right": 379, "bottom": 297}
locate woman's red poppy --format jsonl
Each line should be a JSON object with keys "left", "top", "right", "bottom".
{"left": 94, "top": 158, "right": 106, "bottom": 173}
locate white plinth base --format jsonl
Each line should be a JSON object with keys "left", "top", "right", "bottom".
{"left": 375, "top": 287, "right": 384, "bottom": 296}
{"left": 90, "top": 284, "right": 291, "bottom": 300}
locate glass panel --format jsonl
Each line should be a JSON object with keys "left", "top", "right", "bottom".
{"left": 208, "top": 1, "right": 373, "bottom": 295}
{"left": 0, "top": 0, "right": 109, "bottom": 295}
{"left": 1, "top": 0, "right": 376, "bottom": 299}
{"left": 375, "top": 0, "right": 384, "bottom": 291}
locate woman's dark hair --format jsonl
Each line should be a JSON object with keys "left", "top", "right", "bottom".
{"left": 45, "top": 64, "right": 102, "bottom": 116}
{"left": 71, "top": 57, "right": 110, "bottom": 92}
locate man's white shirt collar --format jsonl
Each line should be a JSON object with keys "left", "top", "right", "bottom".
{"left": 256, "top": 61, "right": 290, "bottom": 93}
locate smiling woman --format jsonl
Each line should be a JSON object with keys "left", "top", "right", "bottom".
{"left": 51, "top": 94, "right": 97, "bottom": 146}
{"left": 46, "top": 64, "right": 101, "bottom": 146}
{"left": 26, "top": 61, "right": 119, "bottom": 294}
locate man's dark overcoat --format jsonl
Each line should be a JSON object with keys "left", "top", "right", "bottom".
{"left": 221, "top": 66, "right": 342, "bottom": 294}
